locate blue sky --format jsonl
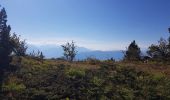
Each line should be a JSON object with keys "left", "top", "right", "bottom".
{"left": 1, "top": 0, "right": 170, "bottom": 50}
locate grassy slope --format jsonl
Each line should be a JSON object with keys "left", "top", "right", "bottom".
{"left": 3, "top": 57, "right": 170, "bottom": 99}
{"left": 117, "top": 62, "right": 170, "bottom": 77}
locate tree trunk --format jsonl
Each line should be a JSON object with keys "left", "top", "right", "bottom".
{"left": 0, "top": 69, "right": 4, "bottom": 97}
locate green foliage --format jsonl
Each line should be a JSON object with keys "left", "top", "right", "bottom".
{"left": 147, "top": 28, "right": 170, "bottom": 63}
{"left": 2, "top": 82, "right": 25, "bottom": 92}
{"left": 10, "top": 33, "right": 28, "bottom": 56}
{"left": 65, "top": 67, "right": 86, "bottom": 79}
{"left": 124, "top": 40, "right": 141, "bottom": 61}
{"left": 91, "top": 76, "right": 103, "bottom": 87}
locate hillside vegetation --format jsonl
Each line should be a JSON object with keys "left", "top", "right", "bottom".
{"left": 1, "top": 57, "right": 170, "bottom": 100}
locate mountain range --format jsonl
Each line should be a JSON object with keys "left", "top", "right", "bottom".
{"left": 27, "top": 44, "right": 124, "bottom": 60}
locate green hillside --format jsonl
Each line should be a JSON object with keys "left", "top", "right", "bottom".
{"left": 1, "top": 57, "right": 170, "bottom": 100}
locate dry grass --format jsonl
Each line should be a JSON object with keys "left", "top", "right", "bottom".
{"left": 19, "top": 57, "right": 170, "bottom": 77}
{"left": 44, "top": 59, "right": 100, "bottom": 69}
{"left": 117, "top": 62, "right": 170, "bottom": 77}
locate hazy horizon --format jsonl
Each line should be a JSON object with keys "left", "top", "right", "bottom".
{"left": 1, "top": 0, "right": 170, "bottom": 50}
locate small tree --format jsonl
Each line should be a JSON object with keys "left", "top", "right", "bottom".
{"left": 10, "top": 33, "right": 28, "bottom": 56}
{"left": 61, "top": 41, "right": 77, "bottom": 62}
{"left": 124, "top": 40, "right": 141, "bottom": 61}
{"left": 147, "top": 28, "right": 170, "bottom": 62}
{"left": 147, "top": 38, "right": 169, "bottom": 60}
{"left": 39, "top": 52, "right": 44, "bottom": 60}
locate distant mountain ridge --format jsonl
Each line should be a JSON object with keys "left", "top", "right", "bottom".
{"left": 27, "top": 44, "right": 124, "bottom": 60}
{"left": 77, "top": 50, "right": 123, "bottom": 60}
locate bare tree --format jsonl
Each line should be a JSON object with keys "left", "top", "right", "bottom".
{"left": 61, "top": 41, "right": 77, "bottom": 62}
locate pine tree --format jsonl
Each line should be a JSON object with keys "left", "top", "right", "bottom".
{"left": 0, "top": 8, "right": 12, "bottom": 68}
{"left": 40, "top": 52, "right": 44, "bottom": 60}
{"left": 124, "top": 40, "right": 141, "bottom": 61}
{"left": 0, "top": 7, "right": 13, "bottom": 95}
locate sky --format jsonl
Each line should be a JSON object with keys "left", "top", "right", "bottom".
{"left": 1, "top": 0, "right": 170, "bottom": 51}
